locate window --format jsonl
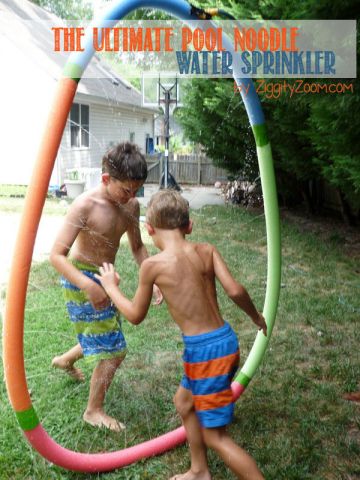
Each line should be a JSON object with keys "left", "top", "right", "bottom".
{"left": 70, "top": 103, "right": 89, "bottom": 148}
{"left": 146, "top": 134, "right": 154, "bottom": 154}
{"left": 129, "top": 132, "right": 135, "bottom": 143}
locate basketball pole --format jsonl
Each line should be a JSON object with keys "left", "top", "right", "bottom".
{"left": 159, "top": 78, "right": 180, "bottom": 190}
{"left": 163, "top": 86, "right": 171, "bottom": 189}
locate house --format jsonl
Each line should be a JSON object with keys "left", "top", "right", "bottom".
{"left": 0, "top": 0, "right": 157, "bottom": 188}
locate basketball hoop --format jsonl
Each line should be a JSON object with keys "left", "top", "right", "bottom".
{"left": 141, "top": 73, "right": 183, "bottom": 110}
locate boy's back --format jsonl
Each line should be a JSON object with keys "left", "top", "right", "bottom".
{"left": 145, "top": 240, "right": 224, "bottom": 336}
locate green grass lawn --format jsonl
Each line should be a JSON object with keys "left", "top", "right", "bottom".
{"left": 0, "top": 184, "right": 28, "bottom": 197}
{"left": 0, "top": 196, "right": 69, "bottom": 215}
{"left": 0, "top": 205, "right": 359, "bottom": 479}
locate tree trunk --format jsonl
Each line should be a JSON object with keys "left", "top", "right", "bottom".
{"left": 301, "top": 181, "right": 315, "bottom": 215}
{"left": 337, "top": 188, "right": 355, "bottom": 226}
{"left": 314, "top": 179, "right": 324, "bottom": 213}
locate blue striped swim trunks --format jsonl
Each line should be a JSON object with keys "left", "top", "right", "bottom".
{"left": 181, "top": 322, "right": 240, "bottom": 428}
{"left": 61, "top": 260, "right": 127, "bottom": 362}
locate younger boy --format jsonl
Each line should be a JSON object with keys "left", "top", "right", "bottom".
{"left": 50, "top": 142, "right": 161, "bottom": 432}
{"left": 96, "top": 190, "right": 267, "bottom": 479}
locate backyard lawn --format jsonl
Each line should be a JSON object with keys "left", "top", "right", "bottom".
{"left": 0, "top": 203, "right": 359, "bottom": 479}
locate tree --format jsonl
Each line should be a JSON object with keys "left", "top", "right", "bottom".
{"left": 177, "top": 78, "right": 259, "bottom": 179}
{"left": 123, "top": 8, "right": 172, "bottom": 20}
{"left": 306, "top": 92, "right": 360, "bottom": 223}
{"left": 262, "top": 89, "right": 321, "bottom": 211}
{"left": 176, "top": 0, "right": 360, "bottom": 221}
{"left": 30, "top": 0, "right": 92, "bottom": 20}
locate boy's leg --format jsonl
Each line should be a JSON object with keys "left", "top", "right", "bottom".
{"left": 202, "top": 426, "right": 264, "bottom": 480}
{"left": 170, "top": 386, "right": 211, "bottom": 480}
{"left": 52, "top": 343, "right": 85, "bottom": 381}
{"left": 83, "top": 356, "right": 125, "bottom": 432}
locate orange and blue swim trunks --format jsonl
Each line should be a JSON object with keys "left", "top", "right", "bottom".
{"left": 181, "top": 322, "right": 240, "bottom": 428}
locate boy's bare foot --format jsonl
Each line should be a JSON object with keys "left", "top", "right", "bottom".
{"left": 169, "top": 470, "right": 211, "bottom": 480}
{"left": 52, "top": 356, "right": 85, "bottom": 382}
{"left": 83, "top": 409, "right": 125, "bottom": 432}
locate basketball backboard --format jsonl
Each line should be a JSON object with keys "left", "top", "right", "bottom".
{"left": 141, "top": 73, "right": 184, "bottom": 110}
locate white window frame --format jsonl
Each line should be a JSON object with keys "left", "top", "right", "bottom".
{"left": 70, "top": 103, "right": 90, "bottom": 149}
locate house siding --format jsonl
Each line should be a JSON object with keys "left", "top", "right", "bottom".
{"left": 57, "top": 101, "right": 154, "bottom": 184}
{"left": 1, "top": 0, "right": 158, "bottom": 188}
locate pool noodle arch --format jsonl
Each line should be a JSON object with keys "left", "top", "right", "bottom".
{"left": 3, "top": 0, "right": 281, "bottom": 473}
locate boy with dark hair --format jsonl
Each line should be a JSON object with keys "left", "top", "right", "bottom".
{"left": 102, "top": 142, "right": 148, "bottom": 180}
{"left": 96, "top": 190, "right": 266, "bottom": 478}
{"left": 50, "top": 142, "right": 161, "bottom": 432}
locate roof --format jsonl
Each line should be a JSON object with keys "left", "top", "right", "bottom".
{"left": 0, "top": 0, "right": 157, "bottom": 112}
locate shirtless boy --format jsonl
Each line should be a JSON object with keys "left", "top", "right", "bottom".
{"left": 50, "top": 142, "right": 161, "bottom": 432}
{"left": 96, "top": 190, "right": 267, "bottom": 479}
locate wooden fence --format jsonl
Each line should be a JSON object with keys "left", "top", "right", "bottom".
{"left": 145, "top": 154, "right": 228, "bottom": 185}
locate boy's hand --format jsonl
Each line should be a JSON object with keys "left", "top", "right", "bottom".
{"left": 83, "top": 280, "right": 110, "bottom": 310}
{"left": 95, "top": 263, "right": 120, "bottom": 294}
{"left": 253, "top": 312, "right": 267, "bottom": 336}
{"left": 152, "top": 284, "right": 163, "bottom": 305}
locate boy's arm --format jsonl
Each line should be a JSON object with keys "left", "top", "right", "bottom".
{"left": 95, "top": 261, "right": 154, "bottom": 325}
{"left": 125, "top": 198, "right": 163, "bottom": 304}
{"left": 212, "top": 246, "right": 267, "bottom": 335}
{"left": 50, "top": 201, "right": 109, "bottom": 310}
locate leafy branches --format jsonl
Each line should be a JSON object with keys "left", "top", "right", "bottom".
{"left": 176, "top": 0, "right": 360, "bottom": 221}
{"left": 31, "top": 0, "right": 92, "bottom": 20}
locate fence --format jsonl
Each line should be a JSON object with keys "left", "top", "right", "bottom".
{"left": 145, "top": 154, "right": 228, "bottom": 185}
